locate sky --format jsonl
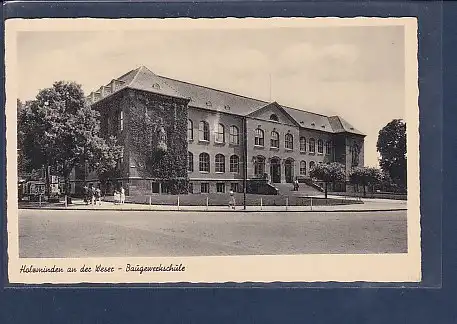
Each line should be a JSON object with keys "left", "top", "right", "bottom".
{"left": 16, "top": 22, "right": 406, "bottom": 167}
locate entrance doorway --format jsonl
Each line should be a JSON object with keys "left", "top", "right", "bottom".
{"left": 270, "top": 158, "right": 281, "bottom": 183}
{"left": 284, "top": 159, "right": 294, "bottom": 183}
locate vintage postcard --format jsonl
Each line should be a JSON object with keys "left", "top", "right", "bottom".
{"left": 5, "top": 17, "right": 420, "bottom": 284}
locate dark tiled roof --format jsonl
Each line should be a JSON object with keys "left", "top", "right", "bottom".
{"left": 89, "top": 65, "right": 364, "bottom": 136}
{"left": 328, "top": 116, "right": 364, "bottom": 136}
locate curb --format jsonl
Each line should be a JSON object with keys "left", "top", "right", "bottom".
{"left": 19, "top": 207, "right": 407, "bottom": 213}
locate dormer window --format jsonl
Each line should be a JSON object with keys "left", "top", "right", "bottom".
{"left": 270, "top": 114, "right": 279, "bottom": 122}
{"left": 224, "top": 105, "right": 231, "bottom": 110}
{"left": 152, "top": 83, "right": 161, "bottom": 90}
{"left": 311, "top": 122, "right": 315, "bottom": 127}
{"left": 206, "top": 101, "right": 212, "bottom": 107}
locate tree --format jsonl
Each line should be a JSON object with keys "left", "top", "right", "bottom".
{"left": 309, "top": 162, "right": 346, "bottom": 199}
{"left": 376, "top": 119, "right": 407, "bottom": 192}
{"left": 18, "top": 81, "right": 122, "bottom": 199}
{"left": 349, "top": 166, "right": 382, "bottom": 197}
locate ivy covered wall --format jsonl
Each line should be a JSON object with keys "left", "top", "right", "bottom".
{"left": 125, "top": 89, "right": 189, "bottom": 195}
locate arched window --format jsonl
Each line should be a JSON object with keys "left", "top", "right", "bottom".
{"left": 300, "top": 137, "right": 306, "bottom": 152}
{"left": 309, "top": 161, "right": 316, "bottom": 171}
{"left": 215, "top": 123, "right": 225, "bottom": 143}
{"left": 215, "top": 154, "right": 225, "bottom": 173}
{"left": 300, "top": 161, "right": 307, "bottom": 175}
{"left": 270, "top": 131, "right": 279, "bottom": 148}
{"left": 188, "top": 152, "right": 193, "bottom": 172}
{"left": 199, "top": 121, "right": 209, "bottom": 141}
{"left": 317, "top": 139, "right": 324, "bottom": 154}
{"left": 285, "top": 133, "right": 293, "bottom": 149}
{"left": 199, "top": 153, "right": 210, "bottom": 172}
{"left": 255, "top": 128, "right": 264, "bottom": 146}
{"left": 230, "top": 155, "right": 240, "bottom": 173}
{"left": 309, "top": 138, "right": 316, "bottom": 153}
{"left": 187, "top": 119, "right": 193, "bottom": 140}
{"left": 254, "top": 156, "right": 266, "bottom": 176}
{"left": 270, "top": 114, "right": 279, "bottom": 122}
{"left": 326, "top": 141, "right": 332, "bottom": 155}
{"left": 229, "top": 126, "right": 239, "bottom": 145}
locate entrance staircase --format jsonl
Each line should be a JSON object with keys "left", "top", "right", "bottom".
{"left": 272, "top": 182, "right": 323, "bottom": 197}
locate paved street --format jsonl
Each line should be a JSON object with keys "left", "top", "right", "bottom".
{"left": 18, "top": 209, "right": 407, "bottom": 258}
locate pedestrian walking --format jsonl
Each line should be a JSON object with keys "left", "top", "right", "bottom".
{"left": 83, "top": 184, "right": 89, "bottom": 205}
{"left": 120, "top": 186, "right": 125, "bottom": 204}
{"left": 88, "top": 184, "right": 95, "bottom": 205}
{"left": 228, "top": 189, "right": 236, "bottom": 210}
{"left": 95, "top": 186, "right": 102, "bottom": 206}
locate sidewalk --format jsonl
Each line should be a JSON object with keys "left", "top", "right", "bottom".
{"left": 19, "top": 198, "right": 406, "bottom": 212}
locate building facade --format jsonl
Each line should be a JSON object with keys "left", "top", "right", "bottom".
{"left": 84, "top": 66, "right": 365, "bottom": 195}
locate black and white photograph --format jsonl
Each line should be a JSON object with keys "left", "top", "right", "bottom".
{"left": 5, "top": 18, "right": 420, "bottom": 284}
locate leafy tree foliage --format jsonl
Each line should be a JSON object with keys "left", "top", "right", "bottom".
{"left": 18, "top": 81, "right": 122, "bottom": 196}
{"left": 349, "top": 166, "right": 382, "bottom": 197}
{"left": 309, "top": 162, "right": 346, "bottom": 198}
{"left": 376, "top": 119, "right": 407, "bottom": 191}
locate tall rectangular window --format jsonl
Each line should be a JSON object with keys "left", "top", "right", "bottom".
{"left": 120, "top": 111, "right": 124, "bottom": 131}
{"left": 187, "top": 119, "right": 193, "bottom": 140}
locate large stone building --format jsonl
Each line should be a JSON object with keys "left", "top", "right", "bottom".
{"left": 83, "top": 66, "right": 364, "bottom": 196}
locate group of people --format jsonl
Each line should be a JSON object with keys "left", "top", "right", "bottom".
{"left": 83, "top": 184, "right": 102, "bottom": 206}
{"left": 113, "top": 187, "right": 126, "bottom": 205}
{"left": 83, "top": 184, "right": 125, "bottom": 205}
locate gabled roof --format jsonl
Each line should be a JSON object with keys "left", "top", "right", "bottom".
{"left": 246, "top": 101, "right": 300, "bottom": 127}
{"left": 88, "top": 65, "right": 364, "bottom": 136}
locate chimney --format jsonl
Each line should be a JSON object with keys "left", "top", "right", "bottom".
{"left": 99, "top": 86, "right": 105, "bottom": 98}
{"left": 110, "top": 79, "right": 116, "bottom": 93}
{"left": 91, "top": 92, "right": 95, "bottom": 103}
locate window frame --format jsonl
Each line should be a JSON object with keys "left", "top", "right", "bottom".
{"left": 199, "top": 153, "right": 210, "bottom": 173}
{"left": 215, "top": 123, "right": 225, "bottom": 143}
{"left": 326, "top": 141, "right": 332, "bottom": 155}
{"left": 200, "top": 182, "right": 209, "bottom": 194}
{"left": 120, "top": 110, "right": 124, "bottom": 132}
{"left": 270, "top": 131, "right": 279, "bottom": 148}
{"left": 199, "top": 121, "right": 210, "bottom": 142}
{"left": 188, "top": 152, "right": 194, "bottom": 172}
{"left": 230, "top": 155, "right": 240, "bottom": 173}
{"left": 300, "top": 137, "right": 306, "bottom": 152}
{"left": 187, "top": 119, "right": 193, "bottom": 141}
{"left": 216, "top": 183, "right": 226, "bottom": 193}
{"left": 215, "top": 154, "right": 226, "bottom": 173}
{"left": 309, "top": 138, "right": 316, "bottom": 153}
{"left": 254, "top": 128, "right": 265, "bottom": 147}
{"left": 229, "top": 125, "right": 239, "bottom": 145}
{"left": 285, "top": 133, "right": 294, "bottom": 150}
{"left": 300, "top": 160, "right": 307, "bottom": 175}
{"left": 317, "top": 139, "right": 324, "bottom": 155}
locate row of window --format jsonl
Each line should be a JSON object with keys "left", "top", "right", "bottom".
{"left": 190, "top": 182, "right": 240, "bottom": 194}
{"left": 188, "top": 152, "right": 240, "bottom": 173}
{"left": 188, "top": 120, "right": 240, "bottom": 145}
{"left": 188, "top": 120, "right": 333, "bottom": 155}
{"left": 253, "top": 157, "right": 317, "bottom": 176}
{"left": 255, "top": 128, "right": 332, "bottom": 154}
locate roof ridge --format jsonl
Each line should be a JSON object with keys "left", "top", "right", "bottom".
{"left": 281, "top": 104, "right": 330, "bottom": 119}
{"left": 127, "top": 66, "right": 144, "bottom": 87}
{"left": 156, "top": 74, "right": 269, "bottom": 104}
